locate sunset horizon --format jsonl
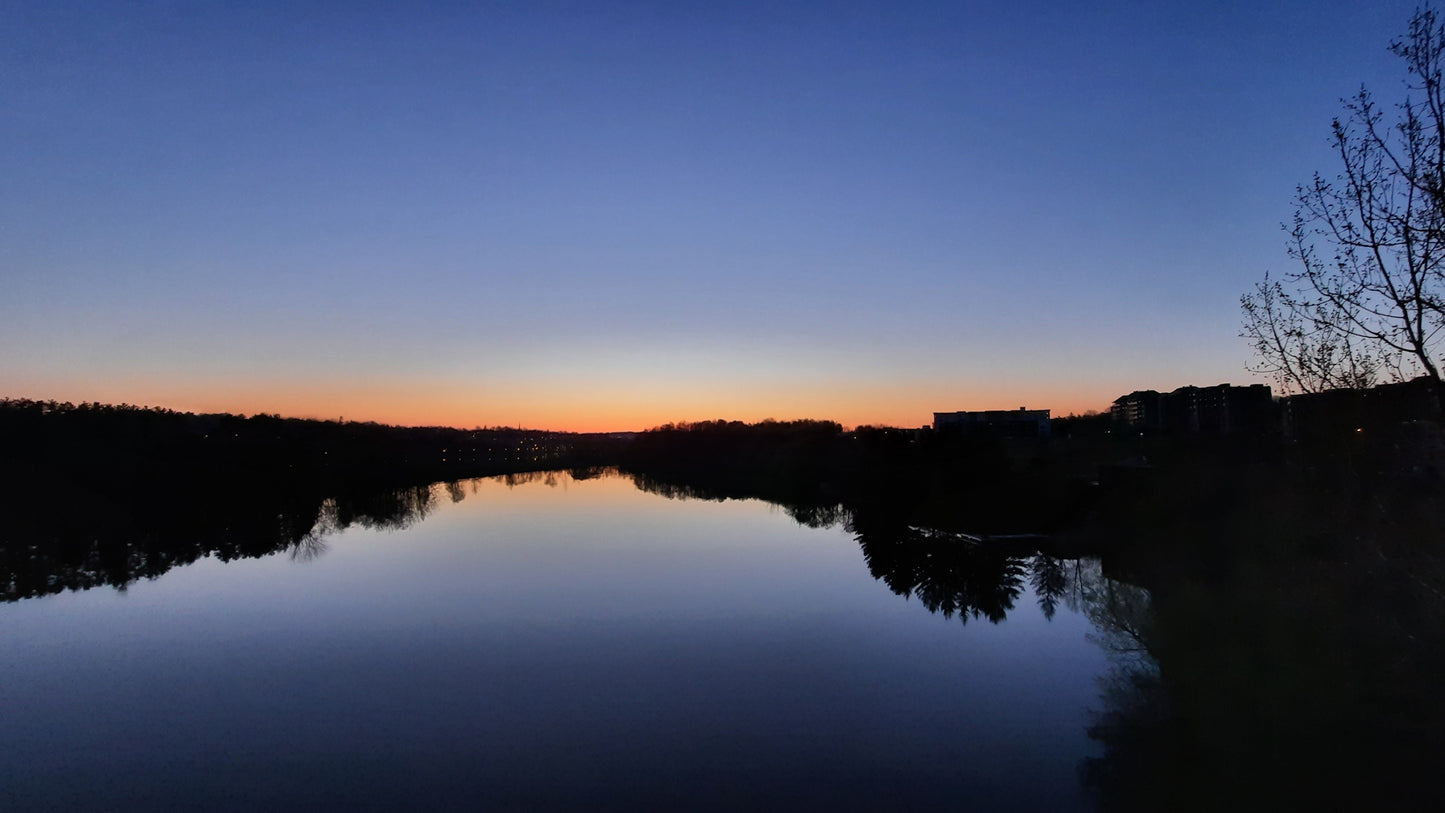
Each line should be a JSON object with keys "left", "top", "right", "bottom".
{"left": 2, "top": 378, "right": 1158, "bottom": 433}
{"left": 9, "top": 2, "right": 1420, "bottom": 431}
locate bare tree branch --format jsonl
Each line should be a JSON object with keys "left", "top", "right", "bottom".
{"left": 1244, "top": 7, "right": 1445, "bottom": 392}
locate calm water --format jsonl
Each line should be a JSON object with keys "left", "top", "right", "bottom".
{"left": 0, "top": 471, "right": 1119, "bottom": 811}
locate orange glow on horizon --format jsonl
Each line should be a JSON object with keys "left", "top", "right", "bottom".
{"left": 5, "top": 374, "right": 1122, "bottom": 432}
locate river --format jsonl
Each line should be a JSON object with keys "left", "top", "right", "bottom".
{"left": 1, "top": 469, "right": 1132, "bottom": 810}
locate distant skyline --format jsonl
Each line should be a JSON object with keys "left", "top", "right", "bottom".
{"left": 2, "top": 1, "right": 1430, "bottom": 431}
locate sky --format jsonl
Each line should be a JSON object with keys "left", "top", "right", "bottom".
{"left": 1, "top": 0, "right": 1432, "bottom": 431}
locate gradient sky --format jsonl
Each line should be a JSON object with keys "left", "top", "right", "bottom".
{"left": 2, "top": 0, "right": 1430, "bottom": 430}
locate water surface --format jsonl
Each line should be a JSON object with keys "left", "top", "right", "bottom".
{"left": 0, "top": 471, "right": 1114, "bottom": 810}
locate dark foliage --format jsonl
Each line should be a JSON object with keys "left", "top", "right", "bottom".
{"left": 0, "top": 398, "right": 619, "bottom": 492}
{"left": 1077, "top": 422, "right": 1445, "bottom": 810}
{"left": 621, "top": 419, "right": 1096, "bottom": 536}
{"left": 0, "top": 399, "right": 625, "bottom": 600}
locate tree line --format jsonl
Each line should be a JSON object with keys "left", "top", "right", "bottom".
{"left": 0, "top": 397, "right": 619, "bottom": 491}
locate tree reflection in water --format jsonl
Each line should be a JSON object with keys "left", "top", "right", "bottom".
{"left": 0, "top": 472, "right": 591, "bottom": 602}
{"left": 633, "top": 471, "right": 1093, "bottom": 625}
{"left": 856, "top": 523, "right": 1027, "bottom": 624}
{"left": 628, "top": 467, "right": 1445, "bottom": 809}
{"left": 1074, "top": 543, "right": 1445, "bottom": 811}
{"left": 7, "top": 462, "right": 1441, "bottom": 808}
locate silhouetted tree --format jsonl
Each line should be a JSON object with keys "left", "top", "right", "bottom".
{"left": 1241, "top": 272, "right": 1381, "bottom": 392}
{"left": 1243, "top": 7, "right": 1445, "bottom": 392}
{"left": 1030, "top": 554, "right": 1069, "bottom": 620}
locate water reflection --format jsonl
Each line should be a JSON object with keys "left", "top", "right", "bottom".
{"left": 628, "top": 470, "right": 847, "bottom": 529}
{"left": 1073, "top": 562, "right": 1444, "bottom": 810}
{"left": 633, "top": 472, "right": 1099, "bottom": 626}
{"left": 4, "top": 462, "right": 1107, "bottom": 635}
{"left": 6, "top": 461, "right": 1440, "bottom": 808}
{"left": 0, "top": 469, "right": 1105, "bottom": 811}
{"left": 0, "top": 472, "right": 586, "bottom": 602}
{"left": 860, "top": 524, "right": 1022, "bottom": 623}
{"left": 620, "top": 466, "right": 1445, "bottom": 808}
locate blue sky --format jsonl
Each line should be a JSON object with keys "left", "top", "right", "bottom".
{"left": 1, "top": 0, "right": 1428, "bottom": 429}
